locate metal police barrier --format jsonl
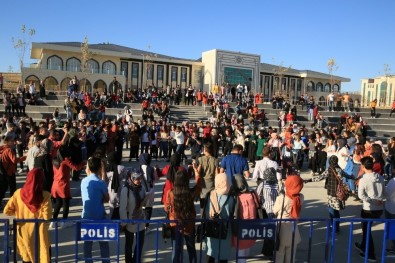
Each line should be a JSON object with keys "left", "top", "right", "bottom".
{"left": 0, "top": 220, "right": 9, "bottom": 263}
{"left": 7, "top": 218, "right": 395, "bottom": 262}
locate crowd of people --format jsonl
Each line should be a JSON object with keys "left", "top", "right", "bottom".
{"left": 1, "top": 82, "right": 395, "bottom": 262}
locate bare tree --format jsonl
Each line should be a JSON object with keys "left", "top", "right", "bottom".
{"left": 12, "top": 25, "right": 36, "bottom": 72}
{"left": 80, "top": 36, "right": 93, "bottom": 92}
{"left": 382, "top": 64, "right": 392, "bottom": 106}
{"left": 327, "top": 58, "right": 339, "bottom": 92}
{"left": 272, "top": 58, "right": 291, "bottom": 98}
{"left": 142, "top": 45, "right": 157, "bottom": 91}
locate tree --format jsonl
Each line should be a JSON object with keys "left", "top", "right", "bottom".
{"left": 382, "top": 64, "right": 392, "bottom": 106}
{"left": 272, "top": 58, "right": 291, "bottom": 97}
{"left": 327, "top": 58, "right": 339, "bottom": 92}
{"left": 141, "top": 45, "right": 157, "bottom": 91}
{"left": 80, "top": 36, "right": 93, "bottom": 92}
{"left": 12, "top": 25, "right": 36, "bottom": 72}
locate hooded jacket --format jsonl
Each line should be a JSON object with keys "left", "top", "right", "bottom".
{"left": 358, "top": 172, "right": 385, "bottom": 211}
{"left": 0, "top": 145, "right": 26, "bottom": 176}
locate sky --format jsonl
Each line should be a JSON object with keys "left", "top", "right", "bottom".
{"left": 1, "top": 0, "right": 394, "bottom": 92}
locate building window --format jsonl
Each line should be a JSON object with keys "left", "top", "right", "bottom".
{"left": 44, "top": 76, "right": 59, "bottom": 90}
{"left": 132, "top": 63, "right": 139, "bottom": 78}
{"left": 181, "top": 67, "right": 187, "bottom": 82}
{"left": 87, "top": 59, "right": 99, "bottom": 74}
{"left": 316, "top": 82, "right": 323, "bottom": 92}
{"left": 171, "top": 67, "right": 178, "bottom": 81}
{"left": 147, "top": 64, "right": 154, "bottom": 80}
{"left": 121, "top": 62, "right": 128, "bottom": 77}
{"left": 223, "top": 67, "right": 252, "bottom": 86}
{"left": 47, "top": 55, "right": 63, "bottom": 70}
{"left": 324, "top": 83, "right": 331, "bottom": 92}
{"left": 297, "top": 79, "right": 302, "bottom": 91}
{"left": 157, "top": 65, "right": 164, "bottom": 81}
{"left": 307, "top": 81, "right": 315, "bottom": 92}
{"left": 103, "top": 61, "right": 116, "bottom": 75}
{"left": 333, "top": 84, "right": 339, "bottom": 92}
{"left": 66, "top": 57, "right": 81, "bottom": 72}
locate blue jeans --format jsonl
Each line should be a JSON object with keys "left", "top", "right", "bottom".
{"left": 83, "top": 241, "right": 110, "bottom": 263}
{"left": 328, "top": 101, "right": 334, "bottom": 111}
{"left": 171, "top": 228, "right": 196, "bottom": 263}
{"left": 384, "top": 160, "right": 393, "bottom": 178}
{"left": 328, "top": 207, "right": 340, "bottom": 233}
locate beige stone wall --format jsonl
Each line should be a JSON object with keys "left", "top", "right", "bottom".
{"left": 360, "top": 76, "right": 395, "bottom": 107}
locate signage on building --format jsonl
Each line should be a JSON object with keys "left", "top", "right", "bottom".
{"left": 238, "top": 222, "right": 276, "bottom": 240}
{"left": 79, "top": 222, "right": 119, "bottom": 241}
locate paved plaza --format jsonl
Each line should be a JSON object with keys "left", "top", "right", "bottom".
{"left": 0, "top": 147, "right": 394, "bottom": 263}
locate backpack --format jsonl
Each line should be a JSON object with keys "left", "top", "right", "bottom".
{"left": 237, "top": 192, "right": 258, "bottom": 220}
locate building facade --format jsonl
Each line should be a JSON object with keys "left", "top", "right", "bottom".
{"left": 361, "top": 76, "right": 395, "bottom": 107}
{"left": 22, "top": 42, "right": 350, "bottom": 102}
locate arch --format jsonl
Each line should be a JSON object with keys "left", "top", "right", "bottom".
{"left": 333, "top": 84, "right": 340, "bottom": 92}
{"left": 318, "top": 96, "right": 326, "bottom": 106}
{"left": 307, "top": 81, "right": 315, "bottom": 92}
{"left": 93, "top": 79, "right": 107, "bottom": 94}
{"left": 61, "top": 77, "right": 72, "bottom": 90}
{"left": 43, "top": 76, "right": 59, "bottom": 90}
{"left": 102, "top": 60, "right": 116, "bottom": 75}
{"left": 66, "top": 57, "right": 81, "bottom": 72}
{"left": 25, "top": 75, "right": 40, "bottom": 87}
{"left": 79, "top": 78, "right": 92, "bottom": 93}
{"left": 316, "top": 82, "right": 323, "bottom": 92}
{"left": 87, "top": 59, "right": 99, "bottom": 74}
{"left": 47, "top": 55, "right": 63, "bottom": 70}
{"left": 324, "top": 83, "right": 331, "bottom": 93}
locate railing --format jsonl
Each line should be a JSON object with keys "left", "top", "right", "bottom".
{"left": 2, "top": 218, "right": 395, "bottom": 263}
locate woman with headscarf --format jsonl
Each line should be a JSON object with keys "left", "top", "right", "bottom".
{"left": 231, "top": 174, "right": 259, "bottom": 263}
{"left": 272, "top": 175, "right": 304, "bottom": 263}
{"left": 164, "top": 169, "right": 201, "bottom": 263}
{"left": 4, "top": 168, "right": 52, "bottom": 263}
{"left": 139, "top": 153, "right": 158, "bottom": 231}
{"left": 161, "top": 154, "right": 188, "bottom": 204}
{"left": 119, "top": 169, "right": 148, "bottom": 263}
{"left": 34, "top": 138, "right": 54, "bottom": 192}
{"left": 107, "top": 151, "right": 128, "bottom": 219}
{"left": 50, "top": 145, "right": 85, "bottom": 228}
{"left": 205, "top": 173, "right": 235, "bottom": 263}
{"left": 306, "top": 155, "right": 352, "bottom": 233}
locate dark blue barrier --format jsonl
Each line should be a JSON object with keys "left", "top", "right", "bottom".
{"left": 6, "top": 218, "right": 395, "bottom": 262}
{"left": 0, "top": 219, "right": 9, "bottom": 263}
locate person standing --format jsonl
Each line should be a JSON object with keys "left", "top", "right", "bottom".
{"left": 343, "top": 92, "right": 351, "bottom": 112}
{"left": 164, "top": 169, "right": 200, "bottom": 263}
{"left": 220, "top": 144, "right": 250, "bottom": 183}
{"left": 327, "top": 91, "right": 335, "bottom": 112}
{"left": 273, "top": 175, "right": 304, "bottom": 263}
{"left": 385, "top": 175, "right": 395, "bottom": 255}
{"left": 0, "top": 73, "right": 3, "bottom": 91}
{"left": 119, "top": 169, "right": 147, "bottom": 263}
{"left": 0, "top": 136, "right": 27, "bottom": 205}
{"left": 354, "top": 156, "right": 385, "bottom": 262}
{"left": 81, "top": 157, "right": 110, "bottom": 263}
{"left": 4, "top": 168, "right": 52, "bottom": 263}
{"left": 389, "top": 99, "right": 395, "bottom": 118}
{"left": 370, "top": 99, "right": 377, "bottom": 118}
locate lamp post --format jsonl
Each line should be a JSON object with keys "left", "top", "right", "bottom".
{"left": 141, "top": 54, "right": 145, "bottom": 92}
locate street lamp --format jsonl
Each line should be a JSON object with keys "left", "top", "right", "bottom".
{"left": 141, "top": 54, "right": 145, "bottom": 91}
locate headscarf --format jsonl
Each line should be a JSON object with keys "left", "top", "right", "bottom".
{"left": 262, "top": 167, "right": 277, "bottom": 185}
{"left": 167, "top": 154, "right": 181, "bottom": 183}
{"left": 329, "top": 155, "right": 340, "bottom": 169}
{"left": 337, "top": 138, "right": 346, "bottom": 149}
{"left": 107, "top": 151, "right": 120, "bottom": 191}
{"left": 139, "top": 153, "right": 151, "bottom": 166}
{"left": 20, "top": 168, "right": 45, "bottom": 213}
{"left": 126, "top": 168, "right": 143, "bottom": 210}
{"left": 209, "top": 173, "right": 231, "bottom": 218}
{"left": 284, "top": 175, "right": 304, "bottom": 219}
{"left": 233, "top": 174, "right": 249, "bottom": 194}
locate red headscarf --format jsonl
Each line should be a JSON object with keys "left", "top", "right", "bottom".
{"left": 285, "top": 175, "right": 304, "bottom": 219}
{"left": 20, "top": 168, "right": 45, "bottom": 213}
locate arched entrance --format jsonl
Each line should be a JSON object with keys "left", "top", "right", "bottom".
{"left": 43, "top": 76, "right": 59, "bottom": 90}
{"left": 79, "top": 79, "right": 92, "bottom": 93}
{"left": 61, "top": 77, "right": 72, "bottom": 90}
{"left": 93, "top": 80, "right": 107, "bottom": 94}
{"left": 25, "top": 75, "right": 40, "bottom": 88}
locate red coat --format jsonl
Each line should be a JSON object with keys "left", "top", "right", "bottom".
{"left": 51, "top": 158, "right": 84, "bottom": 198}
